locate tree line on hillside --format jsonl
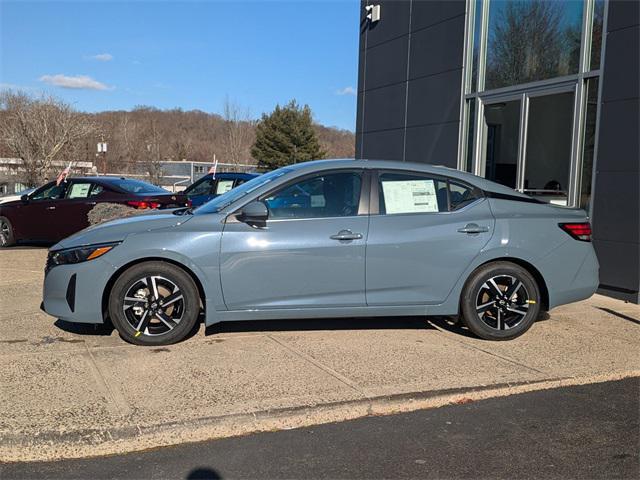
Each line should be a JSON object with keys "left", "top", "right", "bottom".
{"left": 0, "top": 90, "right": 355, "bottom": 186}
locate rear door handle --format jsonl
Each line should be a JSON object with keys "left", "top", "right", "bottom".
{"left": 330, "top": 229, "right": 363, "bottom": 241}
{"left": 457, "top": 223, "right": 489, "bottom": 234}
{"left": 46, "top": 206, "right": 56, "bottom": 211}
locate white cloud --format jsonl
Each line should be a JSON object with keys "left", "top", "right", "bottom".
{"left": 88, "top": 53, "right": 113, "bottom": 61}
{"left": 39, "top": 74, "right": 112, "bottom": 90}
{"left": 336, "top": 86, "right": 357, "bottom": 96}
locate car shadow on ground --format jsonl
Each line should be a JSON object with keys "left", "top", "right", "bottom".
{"left": 204, "top": 316, "right": 436, "bottom": 336}
{"left": 54, "top": 312, "right": 552, "bottom": 344}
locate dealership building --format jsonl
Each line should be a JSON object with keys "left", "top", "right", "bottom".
{"left": 356, "top": 0, "right": 639, "bottom": 302}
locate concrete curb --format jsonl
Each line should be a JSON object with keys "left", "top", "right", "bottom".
{"left": 2, "top": 371, "right": 638, "bottom": 463}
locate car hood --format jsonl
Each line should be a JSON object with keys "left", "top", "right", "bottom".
{"left": 52, "top": 212, "right": 194, "bottom": 250}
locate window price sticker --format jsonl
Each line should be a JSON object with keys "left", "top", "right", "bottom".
{"left": 382, "top": 179, "right": 438, "bottom": 214}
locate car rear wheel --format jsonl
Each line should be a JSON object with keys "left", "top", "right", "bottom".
{"left": 0, "top": 216, "right": 15, "bottom": 247}
{"left": 109, "top": 261, "right": 200, "bottom": 345}
{"left": 460, "top": 262, "right": 540, "bottom": 340}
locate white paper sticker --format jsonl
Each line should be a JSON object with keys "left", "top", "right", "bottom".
{"left": 215, "top": 179, "right": 234, "bottom": 194}
{"left": 310, "top": 195, "right": 326, "bottom": 207}
{"left": 68, "top": 183, "right": 91, "bottom": 199}
{"left": 382, "top": 179, "right": 438, "bottom": 214}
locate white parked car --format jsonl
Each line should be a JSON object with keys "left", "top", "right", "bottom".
{"left": 0, "top": 188, "right": 35, "bottom": 205}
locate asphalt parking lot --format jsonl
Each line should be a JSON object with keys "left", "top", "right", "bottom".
{"left": 1, "top": 247, "right": 639, "bottom": 463}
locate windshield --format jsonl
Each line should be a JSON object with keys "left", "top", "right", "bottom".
{"left": 195, "top": 168, "right": 292, "bottom": 214}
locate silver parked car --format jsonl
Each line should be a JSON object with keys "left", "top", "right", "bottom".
{"left": 42, "top": 159, "right": 599, "bottom": 345}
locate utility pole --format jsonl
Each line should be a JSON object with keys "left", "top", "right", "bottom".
{"left": 97, "top": 136, "right": 108, "bottom": 174}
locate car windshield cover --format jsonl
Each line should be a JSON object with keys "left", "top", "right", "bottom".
{"left": 110, "top": 179, "right": 167, "bottom": 194}
{"left": 195, "top": 169, "right": 292, "bottom": 214}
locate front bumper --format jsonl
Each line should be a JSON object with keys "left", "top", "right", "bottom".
{"left": 42, "top": 257, "right": 116, "bottom": 324}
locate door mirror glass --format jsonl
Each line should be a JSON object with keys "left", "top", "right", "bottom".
{"left": 239, "top": 201, "right": 269, "bottom": 224}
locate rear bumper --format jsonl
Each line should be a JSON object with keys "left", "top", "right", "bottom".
{"left": 42, "top": 258, "right": 116, "bottom": 324}
{"left": 543, "top": 242, "right": 599, "bottom": 309}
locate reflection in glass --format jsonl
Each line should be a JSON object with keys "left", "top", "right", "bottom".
{"left": 590, "top": 0, "right": 604, "bottom": 70}
{"left": 580, "top": 78, "right": 599, "bottom": 211}
{"left": 483, "top": 100, "right": 521, "bottom": 188}
{"left": 524, "top": 92, "right": 575, "bottom": 205}
{"left": 485, "top": 0, "right": 584, "bottom": 90}
{"left": 465, "top": 99, "right": 476, "bottom": 172}
{"left": 471, "top": 0, "right": 483, "bottom": 91}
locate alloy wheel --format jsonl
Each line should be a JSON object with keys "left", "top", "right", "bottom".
{"left": 0, "top": 220, "right": 9, "bottom": 246}
{"left": 475, "top": 275, "right": 531, "bottom": 331}
{"left": 122, "top": 276, "right": 185, "bottom": 337}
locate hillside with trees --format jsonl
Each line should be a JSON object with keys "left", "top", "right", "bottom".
{"left": 0, "top": 91, "right": 355, "bottom": 186}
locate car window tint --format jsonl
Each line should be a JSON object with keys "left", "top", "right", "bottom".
{"left": 264, "top": 172, "right": 362, "bottom": 219}
{"left": 110, "top": 179, "right": 166, "bottom": 194}
{"left": 215, "top": 179, "right": 234, "bottom": 195}
{"left": 89, "top": 184, "right": 104, "bottom": 197}
{"left": 449, "top": 181, "right": 482, "bottom": 211}
{"left": 185, "top": 177, "right": 214, "bottom": 196}
{"left": 66, "top": 183, "right": 92, "bottom": 199}
{"left": 31, "top": 183, "right": 66, "bottom": 201}
{"left": 379, "top": 173, "right": 447, "bottom": 215}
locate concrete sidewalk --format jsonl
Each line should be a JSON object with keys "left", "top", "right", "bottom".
{"left": 1, "top": 248, "right": 639, "bottom": 462}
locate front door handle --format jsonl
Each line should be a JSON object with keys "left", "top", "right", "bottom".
{"left": 330, "top": 229, "right": 363, "bottom": 241}
{"left": 457, "top": 223, "right": 489, "bottom": 234}
{"left": 46, "top": 206, "right": 56, "bottom": 211}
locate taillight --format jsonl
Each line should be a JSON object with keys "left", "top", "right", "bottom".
{"left": 559, "top": 222, "right": 592, "bottom": 242}
{"left": 127, "top": 201, "right": 161, "bottom": 210}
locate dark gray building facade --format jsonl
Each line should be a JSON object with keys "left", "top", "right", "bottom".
{"left": 356, "top": 0, "right": 639, "bottom": 303}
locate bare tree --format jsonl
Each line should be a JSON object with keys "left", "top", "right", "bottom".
{"left": 222, "top": 96, "right": 255, "bottom": 167}
{"left": 0, "top": 90, "right": 97, "bottom": 185}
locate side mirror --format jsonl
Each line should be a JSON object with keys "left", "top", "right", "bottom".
{"left": 239, "top": 201, "right": 268, "bottom": 225}
{"left": 20, "top": 194, "right": 29, "bottom": 203}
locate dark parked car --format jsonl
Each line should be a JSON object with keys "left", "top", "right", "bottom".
{"left": 183, "top": 172, "right": 258, "bottom": 207}
{"left": 0, "top": 177, "right": 187, "bottom": 247}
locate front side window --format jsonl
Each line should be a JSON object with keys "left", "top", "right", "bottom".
{"left": 185, "top": 177, "right": 214, "bottom": 196}
{"left": 31, "top": 182, "right": 66, "bottom": 201}
{"left": 264, "top": 171, "right": 362, "bottom": 220}
{"left": 215, "top": 179, "right": 235, "bottom": 195}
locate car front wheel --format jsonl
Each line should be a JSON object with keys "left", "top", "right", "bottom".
{"left": 460, "top": 262, "right": 541, "bottom": 340}
{"left": 0, "top": 216, "right": 15, "bottom": 247}
{"left": 109, "top": 261, "right": 201, "bottom": 345}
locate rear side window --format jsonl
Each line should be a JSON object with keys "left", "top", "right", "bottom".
{"left": 378, "top": 172, "right": 482, "bottom": 215}
{"left": 379, "top": 173, "right": 448, "bottom": 214}
{"left": 449, "top": 181, "right": 482, "bottom": 211}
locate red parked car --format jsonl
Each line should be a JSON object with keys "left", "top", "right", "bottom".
{"left": 0, "top": 177, "right": 188, "bottom": 247}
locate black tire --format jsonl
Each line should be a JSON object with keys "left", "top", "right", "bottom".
{"left": 0, "top": 216, "right": 15, "bottom": 247}
{"left": 460, "top": 261, "right": 541, "bottom": 341}
{"left": 109, "top": 261, "right": 200, "bottom": 346}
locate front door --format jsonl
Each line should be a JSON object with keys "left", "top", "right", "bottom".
{"left": 220, "top": 170, "right": 368, "bottom": 310}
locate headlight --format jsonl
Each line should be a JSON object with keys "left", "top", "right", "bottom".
{"left": 47, "top": 242, "right": 120, "bottom": 271}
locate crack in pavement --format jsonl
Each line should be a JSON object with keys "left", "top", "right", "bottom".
{"left": 266, "top": 334, "right": 371, "bottom": 401}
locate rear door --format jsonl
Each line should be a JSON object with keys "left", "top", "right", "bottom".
{"left": 220, "top": 169, "right": 369, "bottom": 310}
{"left": 366, "top": 170, "right": 495, "bottom": 305}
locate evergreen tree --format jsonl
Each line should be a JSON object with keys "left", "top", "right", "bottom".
{"left": 251, "top": 100, "right": 325, "bottom": 169}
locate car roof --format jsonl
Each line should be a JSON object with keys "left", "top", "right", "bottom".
{"left": 284, "top": 159, "right": 532, "bottom": 198}
{"left": 199, "top": 172, "right": 259, "bottom": 180}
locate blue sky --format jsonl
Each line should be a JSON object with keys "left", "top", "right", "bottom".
{"left": 0, "top": 0, "right": 360, "bottom": 130}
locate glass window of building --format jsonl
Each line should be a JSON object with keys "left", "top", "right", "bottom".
{"left": 485, "top": 0, "right": 584, "bottom": 90}
{"left": 580, "top": 78, "right": 599, "bottom": 211}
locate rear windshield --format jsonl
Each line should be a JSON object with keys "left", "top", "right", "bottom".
{"left": 109, "top": 179, "right": 167, "bottom": 194}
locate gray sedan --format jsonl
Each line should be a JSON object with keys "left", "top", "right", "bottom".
{"left": 42, "top": 159, "right": 599, "bottom": 345}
